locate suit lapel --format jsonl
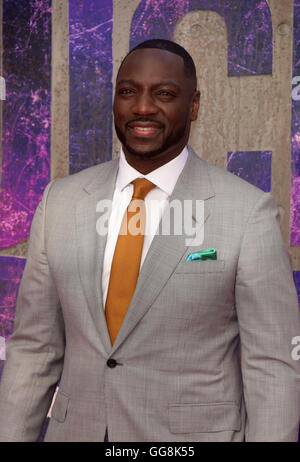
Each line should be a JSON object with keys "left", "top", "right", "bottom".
{"left": 111, "top": 147, "right": 215, "bottom": 354}
{"left": 76, "top": 159, "right": 119, "bottom": 355}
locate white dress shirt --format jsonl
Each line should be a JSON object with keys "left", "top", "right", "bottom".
{"left": 102, "top": 146, "right": 189, "bottom": 308}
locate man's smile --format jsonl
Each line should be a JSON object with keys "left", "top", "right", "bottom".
{"left": 127, "top": 121, "right": 164, "bottom": 138}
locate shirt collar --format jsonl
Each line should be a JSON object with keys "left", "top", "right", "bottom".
{"left": 116, "top": 146, "right": 189, "bottom": 196}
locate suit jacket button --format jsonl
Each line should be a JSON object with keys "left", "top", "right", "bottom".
{"left": 107, "top": 358, "right": 117, "bottom": 368}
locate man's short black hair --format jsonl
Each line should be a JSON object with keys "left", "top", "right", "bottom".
{"left": 119, "top": 39, "right": 197, "bottom": 89}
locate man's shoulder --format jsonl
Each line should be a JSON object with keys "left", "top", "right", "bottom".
{"left": 207, "top": 160, "right": 264, "bottom": 198}
{"left": 55, "top": 158, "right": 118, "bottom": 186}
{"left": 189, "top": 147, "right": 266, "bottom": 202}
{"left": 46, "top": 158, "right": 119, "bottom": 198}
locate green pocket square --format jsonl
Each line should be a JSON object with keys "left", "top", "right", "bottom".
{"left": 186, "top": 248, "right": 217, "bottom": 261}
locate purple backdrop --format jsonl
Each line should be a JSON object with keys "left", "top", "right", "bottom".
{"left": 0, "top": 0, "right": 51, "bottom": 249}
{"left": 69, "top": 0, "right": 113, "bottom": 173}
{"left": 291, "top": 1, "right": 300, "bottom": 306}
{"left": 291, "top": 1, "right": 300, "bottom": 246}
{"left": 227, "top": 151, "right": 272, "bottom": 192}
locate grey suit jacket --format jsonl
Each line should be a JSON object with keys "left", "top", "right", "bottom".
{"left": 0, "top": 147, "right": 299, "bottom": 442}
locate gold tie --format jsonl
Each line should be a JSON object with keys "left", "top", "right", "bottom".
{"left": 105, "top": 178, "right": 156, "bottom": 344}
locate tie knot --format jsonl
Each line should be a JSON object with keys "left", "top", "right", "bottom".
{"left": 131, "top": 178, "right": 156, "bottom": 200}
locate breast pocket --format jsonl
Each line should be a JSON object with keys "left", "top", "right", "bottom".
{"left": 153, "top": 259, "right": 231, "bottom": 323}
{"left": 174, "top": 260, "right": 225, "bottom": 274}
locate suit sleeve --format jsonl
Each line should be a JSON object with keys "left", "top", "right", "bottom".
{"left": 235, "top": 192, "right": 300, "bottom": 441}
{"left": 0, "top": 181, "right": 65, "bottom": 442}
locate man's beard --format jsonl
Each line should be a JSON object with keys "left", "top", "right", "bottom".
{"left": 115, "top": 120, "right": 189, "bottom": 159}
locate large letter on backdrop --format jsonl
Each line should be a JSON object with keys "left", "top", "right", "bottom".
{"left": 130, "top": 0, "right": 273, "bottom": 76}
{"left": 130, "top": 0, "right": 273, "bottom": 187}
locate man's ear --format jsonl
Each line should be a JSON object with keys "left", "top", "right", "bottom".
{"left": 190, "top": 90, "right": 200, "bottom": 121}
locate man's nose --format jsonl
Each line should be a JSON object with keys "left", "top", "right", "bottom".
{"left": 132, "top": 93, "right": 158, "bottom": 115}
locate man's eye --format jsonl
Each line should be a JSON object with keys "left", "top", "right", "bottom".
{"left": 119, "top": 88, "right": 134, "bottom": 95}
{"left": 157, "top": 90, "right": 175, "bottom": 97}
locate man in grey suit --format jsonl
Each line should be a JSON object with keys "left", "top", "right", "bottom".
{"left": 0, "top": 39, "right": 299, "bottom": 442}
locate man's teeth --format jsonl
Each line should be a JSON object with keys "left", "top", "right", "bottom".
{"left": 134, "top": 126, "right": 158, "bottom": 132}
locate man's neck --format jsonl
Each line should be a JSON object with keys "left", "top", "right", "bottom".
{"left": 122, "top": 145, "right": 188, "bottom": 174}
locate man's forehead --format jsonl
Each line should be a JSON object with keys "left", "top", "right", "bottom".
{"left": 117, "top": 48, "right": 186, "bottom": 78}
